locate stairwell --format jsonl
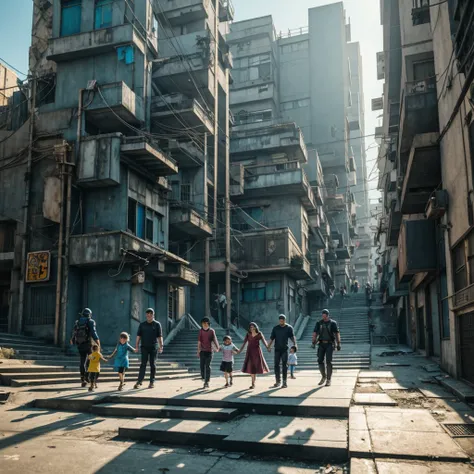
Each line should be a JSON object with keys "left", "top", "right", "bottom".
{"left": 0, "top": 332, "right": 192, "bottom": 388}
{"left": 296, "top": 291, "right": 372, "bottom": 370}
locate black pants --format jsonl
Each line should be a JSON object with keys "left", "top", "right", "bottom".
{"left": 138, "top": 345, "right": 158, "bottom": 383}
{"left": 274, "top": 349, "right": 288, "bottom": 383}
{"left": 318, "top": 343, "right": 334, "bottom": 379}
{"left": 78, "top": 343, "right": 92, "bottom": 382}
{"left": 88, "top": 372, "right": 99, "bottom": 384}
{"left": 200, "top": 351, "right": 213, "bottom": 383}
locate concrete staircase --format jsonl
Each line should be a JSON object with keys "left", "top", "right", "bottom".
{"left": 0, "top": 332, "right": 192, "bottom": 388}
{"left": 161, "top": 327, "right": 247, "bottom": 374}
{"left": 295, "top": 292, "right": 372, "bottom": 370}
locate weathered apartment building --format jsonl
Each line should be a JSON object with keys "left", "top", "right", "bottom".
{"left": 375, "top": 0, "right": 474, "bottom": 384}
{"left": 226, "top": 2, "right": 371, "bottom": 326}
{"left": 0, "top": 0, "right": 233, "bottom": 345}
{"left": 0, "top": 0, "right": 371, "bottom": 342}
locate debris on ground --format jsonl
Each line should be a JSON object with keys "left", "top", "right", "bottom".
{"left": 0, "top": 348, "right": 15, "bottom": 359}
{"left": 377, "top": 350, "right": 412, "bottom": 357}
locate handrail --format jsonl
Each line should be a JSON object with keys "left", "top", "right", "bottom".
{"left": 296, "top": 315, "right": 310, "bottom": 340}
{"left": 293, "top": 313, "right": 303, "bottom": 333}
{"left": 187, "top": 313, "right": 201, "bottom": 330}
{"left": 163, "top": 314, "right": 187, "bottom": 346}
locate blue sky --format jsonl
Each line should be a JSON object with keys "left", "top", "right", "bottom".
{"left": 0, "top": 0, "right": 382, "bottom": 196}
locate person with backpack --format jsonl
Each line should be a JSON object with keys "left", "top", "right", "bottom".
{"left": 311, "top": 309, "right": 341, "bottom": 387}
{"left": 70, "top": 308, "right": 101, "bottom": 387}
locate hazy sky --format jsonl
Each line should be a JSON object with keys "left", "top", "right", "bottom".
{"left": 0, "top": 0, "right": 382, "bottom": 196}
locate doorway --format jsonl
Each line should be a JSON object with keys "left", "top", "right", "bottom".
{"left": 417, "top": 306, "right": 426, "bottom": 350}
{"left": 460, "top": 312, "right": 474, "bottom": 385}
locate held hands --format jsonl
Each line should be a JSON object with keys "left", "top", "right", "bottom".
{"left": 336, "top": 344, "right": 341, "bottom": 351}
{"left": 158, "top": 346, "right": 163, "bottom": 354}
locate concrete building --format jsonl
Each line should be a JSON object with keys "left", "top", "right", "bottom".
{"left": 0, "top": 0, "right": 232, "bottom": 344}
{"left": 227, "top": 3, "right": 371, "bottom": 321}
{"left": 0, "top": 63, "right": 19, "bottom": 107}
{"left": 376, "top": 0, "right": 474, "bottom": 383}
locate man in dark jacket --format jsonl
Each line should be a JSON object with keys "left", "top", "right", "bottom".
{"left": 134, "top": 308, "right": 163, "bottom": 389}
{"left": 70, "top": 308, "right": 100, "bottom": 387}
{"left": 312, "top": 309, "right": 341, "bottom": 387}
{"left": 267, "top": 314, "right": 297, "bottom": 388}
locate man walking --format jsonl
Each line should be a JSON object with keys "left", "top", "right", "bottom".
{"left": 134, "top": 308, "right": 163, "bottom": 389}
{"left": 197, "top": 317, "right": 219, "bottom": 389}
{"left": 312, "top": 309, "right": 341, "bottom": 387}
{"left": 267, "top": 314, "right": 297, "bottom": 389}
{"left": 70, "top": 308, "right": 100, "bottom": 387}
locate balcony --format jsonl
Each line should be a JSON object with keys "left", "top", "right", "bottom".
{"left": 399, "top": 78, "right": 439, "bottom": 156}
{"left": 336, "top": 246, "right": 351, "bottom": 260}
{"left": 400, "top": 133, "right": 441, "bottom": 214}
{"left": 398, "top": 219, "right": 437, "bottom": 282}
{"left": 231, "top": 122, "right": 308, "bottom": 163}
{"left": 232, "top": 164, "right": 316, "bottom": 210}
{"left": 77, "top": 134, "right": 177, "bottom": 188}
{"left": 308, "top": 213, "right": 327, "bottom": 250}
{"left": 157, "top": 0, "right": 211, "bottom": 26}
{"left": 452, "top": 284, "right": 474, "bottom": 311}
{"left": 121, "top": 137, "right": 178, "bottom": 176}
{"left": 325, "top": 194, "right": 346, "bottom": 213}
{"left": 69, "top": 231, "right": 188, "bottom": 267}
{"left": 219, "top": 0, "right": 235, "bottom": 21}
{"left": 304, "top": 279, "right": 327, "bottom": 296}
{"left": 384, "top": 268, "right": 409, "bottom": 303}
{"left": 313, "top": 186, "right": 324, "bottom": 205}
{"left": 85, "top": 82, "right": 144, "bottom": 132}
{"left": 47, "top": 24, "right": 147, "bottom": 63}
{"left": 232, "top": 227, "right": 311, "bottom": 279}
{"left": 151, "top": 95, "right": 214, "bottom": 135}
{"left": 170, "top": 208, "right": 213, "bottom": 238}
{"left": 154, "top": 263, "right": 199, "bottom": 286}
{"left": 166, "top": 140, "right": 204, "bottom": 168}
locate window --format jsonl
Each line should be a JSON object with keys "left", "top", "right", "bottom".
{"left": 127, "top": 198, "right": 137, "bottom": 234}
{"left": 136, "top": 203, "right": 145, "bottom": 239}
{"left": 241, "top": 281, "right": 281, "bottom": 302}
{"left": 281, "top": 41, "right": 308, "bottom": 54}
{"left": 36, "top": 74, "right": 56, "bottom": 106}
{"left": 146, "top": 210, "right": 154, "bottom": 242}
{"left": 95, "top": 0, "right": 113, "bottom": 29}
{"left": 234, "top": 109, "right": 272, "bottom": 125}
{"left": 60, "top": 0, "right": 82, "bottom": 37}
{"left": 453, "top": 243, "right": 467, "bottom": 292}
{"left": 281, "top": 98, "right": 310, "bottom": 111}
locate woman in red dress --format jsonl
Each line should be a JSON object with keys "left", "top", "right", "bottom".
{"left": 238, "top": 322, "right": 269, "bottom": 389}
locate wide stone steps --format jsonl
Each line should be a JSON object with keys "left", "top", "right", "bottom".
{"left": 91, "top": 403, "right": 239, "bottom": 421}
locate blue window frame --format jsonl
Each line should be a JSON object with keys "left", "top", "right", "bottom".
{"left": 241, "top": 281, "right": 281, "bottom": 303}
{"left": 136, "top": 203, "right": 145, "bottom": 239}
{"left": 60, "top": 0, "right": 82, "bottom": 37}
{"left": 95, "top": 0, "right": 113, "bottom": 30}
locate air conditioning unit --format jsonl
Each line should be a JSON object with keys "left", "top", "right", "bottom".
{"left": 426, "top": 190, "right": 448, "bottom": 220}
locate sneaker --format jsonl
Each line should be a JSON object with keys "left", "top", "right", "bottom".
{"left": 229, "top": 378, "right": 233, "bottom": 386}
{"left": 282, "top": 382, "right": 288, "bottom": 388}
{"left": 272, "top": 382, "right": 281, "bottom": 388}
{"left": 326, "top": 379, "right": 332, "bottom": 387}
{"left": 94, "top": 383, "right": 98, "bottom": 389}
{"left": 149, "top": 382, "right": 155, "bottom": 389}
{"left": 225, "top": 383, "right": 229, "bottom": 388}
{"left": 81, "top": 382, "right": 87, "bottom": 388}
{"left": 291, "top": 375, "right": 296, "bottom": 379}
{"left": 318, "top": 377, "right": 327, "bottom": 386}
{"left": 118, "top": 383, "right": 124, "bottom": 391}
{"left": 204, "top": 382, "right": 209, "bottom": 389}
{"left": 134, "top": 382, "right": 142, "bottom": 389}
{"left": 88, "top": 387, "right": 94, "bottom": 392}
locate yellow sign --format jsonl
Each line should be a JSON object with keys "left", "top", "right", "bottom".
{"left": 26, "top": 251, "right": 51, "bottom": 283}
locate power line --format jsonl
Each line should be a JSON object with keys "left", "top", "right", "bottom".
{"left": 0, "top": 58, "right": 28, "bottom": 77}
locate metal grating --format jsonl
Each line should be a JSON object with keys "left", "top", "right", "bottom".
{"left": 443, "top": 423, "right": 474, "bottom": 438}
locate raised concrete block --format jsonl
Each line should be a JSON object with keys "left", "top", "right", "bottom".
{"left": 354, "top": 393, "right": 397, "bottom": 406}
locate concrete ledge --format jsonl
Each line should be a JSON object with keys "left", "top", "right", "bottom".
{"left": 439, "top": 378, "right": 474, "bottom": 403}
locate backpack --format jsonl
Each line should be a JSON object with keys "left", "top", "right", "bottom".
{"left": 74, "top": 318, "right": 90, "bottom": 345}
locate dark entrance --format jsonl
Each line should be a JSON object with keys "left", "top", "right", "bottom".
{"left": 460, "top": 312, "right": 474, "bottom": 385}
{"left": 417, "top": 307, "right": 426, "bottom": 350}
{"left": 0, "top": 271, "right": 11, "bottom": 333}
{"left": 398, "top": 308, "right": 407, "bottom": 345}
